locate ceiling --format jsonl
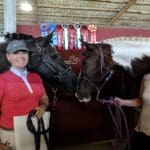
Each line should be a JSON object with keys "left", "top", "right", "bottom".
{"left": 0, "top": 0, "right": 150, "bottom": 32}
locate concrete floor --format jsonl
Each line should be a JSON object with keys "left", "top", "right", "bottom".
{"left": 54, "top": 138, "right": 127, "bottom": 150}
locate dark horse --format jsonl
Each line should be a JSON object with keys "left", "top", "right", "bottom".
{"left": 75, "top": 42, "right": 140, "bottom": 102}
{"left": 75, "top": 40, "right": 150, "bottom": 101}
{"left": 75, "top": 41, "right": 150, "bottom": 147}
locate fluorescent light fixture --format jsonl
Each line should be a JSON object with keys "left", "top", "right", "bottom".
{"left": 20, "top": 2, "right": 32, "bottom": 12}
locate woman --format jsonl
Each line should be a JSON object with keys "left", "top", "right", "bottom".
{"left": 0, "top": 40, "right": 49, "bottom": 149}
{"left": 115, "top": 74, "right": 150, "bottom": 149}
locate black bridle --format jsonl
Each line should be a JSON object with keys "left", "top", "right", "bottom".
{"left": 30, "top": 40, "right": 72, "bottom": 83}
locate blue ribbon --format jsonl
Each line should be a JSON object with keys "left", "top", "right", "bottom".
{"left": 40, "top": 23, "right": 49, "bottom": 37}
{"left": 49, "top": 23, "right": 58, "bottom": 46}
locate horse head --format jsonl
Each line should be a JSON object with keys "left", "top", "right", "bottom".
{"left": 0, "top": 33, "right": 77, "bottom": 94}
{"left": 28, "top": 34, "right": 77, "bottom": 93}
{"left": 75, "top": 41, "right": 138, "bottom": 102}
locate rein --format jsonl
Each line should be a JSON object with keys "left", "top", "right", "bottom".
{"left": 26, "top": 110, "right": 49, "bottom": 150}
{"left": 97, "top": 97, "right": 131, "bottom": 150}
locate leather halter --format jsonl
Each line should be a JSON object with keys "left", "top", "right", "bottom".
{"left": 79, "top": 69, "right": 113, "bottom": 100}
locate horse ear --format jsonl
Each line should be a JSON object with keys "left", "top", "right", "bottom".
{"left": 42, "top": 31, "right": 54, "bottom": 47}
{"left": 79, "top": 39, "right": 92, "bottom": 51}
{"left": 79, "top": 36, "right": 90, "bottom": 48}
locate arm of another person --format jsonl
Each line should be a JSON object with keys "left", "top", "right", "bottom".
{"left": 114, "top": 97, "right": 142, "bottom": 107}
{"left": 114, "top": 76, "right": 145, "bottom": 108}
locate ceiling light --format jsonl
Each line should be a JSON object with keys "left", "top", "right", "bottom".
{"left": 20, "top": 2, "right": 32, "bottom": 12}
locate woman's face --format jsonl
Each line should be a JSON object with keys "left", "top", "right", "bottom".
{"left": 6, "top": 50, "right": 29, "bottom": 70}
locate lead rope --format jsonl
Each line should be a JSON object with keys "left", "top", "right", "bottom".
{"left": 49, "top": 87, "right": 58, "bottom": 148}
{"left": 26, "top": 110, "right": 49, "bottom": 150}
{"left": 97, "top": 97, "right": 131, "bottom": 150}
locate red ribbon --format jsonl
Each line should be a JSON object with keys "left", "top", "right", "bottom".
{"left": 56, "top": 25, "right": 63, "bottom": 50}
{"left": 69, "top": 25, "right": 75, "bottom": 50}
{"left": 91, "top": 32, "right": 97, "bottom": 43}
{"left": 88, "top": 24, "right": 97, "bottom": 43}
{"left": 81, "top": 25, "right": 89, "bottom": 42}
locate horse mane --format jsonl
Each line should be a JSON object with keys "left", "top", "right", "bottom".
{"left": 131, "top": 55, "right": 150, "bottom": 87}
{"left": 5, "top": 32, "right": 34, "bottom": 40}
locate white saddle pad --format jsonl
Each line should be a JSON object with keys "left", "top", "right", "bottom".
{"left": 14, "top": 112, "right": 50, "bottom": 150}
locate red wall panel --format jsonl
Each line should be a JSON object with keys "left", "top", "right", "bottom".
{"left": 17, "top": 25, "right": 41, "bottom": 37}
{"left": 97, "top": 28, "right": 150, "bottom": 41}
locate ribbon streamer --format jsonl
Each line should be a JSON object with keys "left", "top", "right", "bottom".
{"left": 74, "top": 24, "right": 81, "bottom": 49}
{"left": 56, "top": 25, "right": 63, "bottom": 50}
{"left": 62, "top": 24, "right": 69, "bottom": 50}
{"left": 69, "top": 25, "right": 75, "bottom": 50}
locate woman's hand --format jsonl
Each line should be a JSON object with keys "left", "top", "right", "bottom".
{"left": 0, "top": 139, "right": 10, "bottom": 150}
{"left": 0, "top": 144, "right": 8, "bottom": 150}
{"left": 114, "top": 97, "right": 125, "bottom": 107}
{"left": 114, "top": 97, "right": 141, "bottom": 107}
{"left": 35, "top": 106, "right": 45, "bottom": 119}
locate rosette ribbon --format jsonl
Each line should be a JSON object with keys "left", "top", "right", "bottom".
{"left": 40, "top": 22, "right": 49, "bottom": 37}
{"left": 88, "top": 24, "right": 97, "bottom": 43}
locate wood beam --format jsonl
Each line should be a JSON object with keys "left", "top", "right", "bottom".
{"left": 105, "top": 0, "right": 138, "bottom": 27}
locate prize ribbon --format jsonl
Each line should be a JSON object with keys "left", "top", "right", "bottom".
{"left": 74, "top": 24, "right": 81, "bottom": 49}
{"left": 62, "top": 24, "right": 69, "bottom": 50}
{"left": 81, "top": 25, "right": 89, "bottom": 42}
{"left": 49, "top": 23, "right": 58, "bottom": 47}
{"left": 69, "top": 25, "right": 75, "bottom": 50}
{"left": 40, "top": 22, "right": 49, "bottom": 37}
{"left": 88, "top": 24, "right": 97, "bottom": 43}
{"left": 56, "top": 25, "right": 63, "bottom": 50}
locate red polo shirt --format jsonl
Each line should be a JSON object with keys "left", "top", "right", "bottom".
{"left": 0, "top": 70, "right": 45, "bottom": 129}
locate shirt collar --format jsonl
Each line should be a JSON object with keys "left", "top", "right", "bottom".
{"left": 10, "top": 67, "right": 28, "bottom": 78}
